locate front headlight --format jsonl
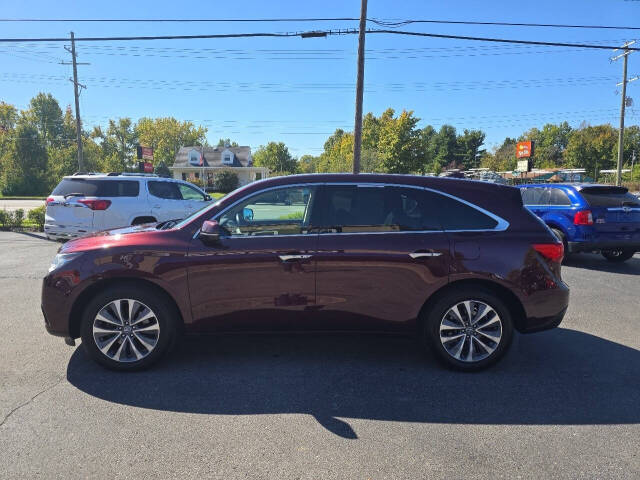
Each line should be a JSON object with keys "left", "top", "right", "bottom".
{"left": 49, "top": 252, "right": 83, "bottom": 273}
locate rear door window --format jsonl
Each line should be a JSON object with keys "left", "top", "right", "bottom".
{"left": 51, "top": 179, "right": 139, "bottom": 197}
{"left": 579, "top": 187, "right": 640, "bottom": 207}
{"left": 317, "top": 185, "right": 442, "bottom": 233}
{"left": 520, "top": 187, "right": 549, "bottom": 206}
{"left": 148, "top": 181, "right": 182, "bottom": 200}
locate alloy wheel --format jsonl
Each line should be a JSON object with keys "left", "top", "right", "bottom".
{"left": 92, "top": 299, "right": 160, "bottom": 363}
{"left": 439, "top": 300, "right": 503, "bottom": 363}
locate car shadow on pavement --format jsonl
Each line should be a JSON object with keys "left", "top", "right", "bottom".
{"left": 564, "top": 253, "right": 640, "bottom": 274}
{"left": 66, "top": 328, "right": 640, "bottom": 439}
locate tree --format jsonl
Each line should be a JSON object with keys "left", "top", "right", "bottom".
{"left": 416, "top": 125, "right": 437, "bottom": 174}
{"left": 136, "top": 117, "right": 207, "bottom": 167}
{"left": 253, "top": 142, "right": 298, "bottom": 174}
{"left": 154, "top": 161, "right": 172, "bottom": 178}
{"left": 520, "top": 122, "right": 572, "bottom": 168}
{"left": 565, "top": 124, "right": 617, "bottom": 179}
{"left": 433, "top": 125, "right": 458, "bottom": 169}
{"left": 0, "top": 121, "right": 48, "bottom": 195}
{"left": 0, "top": 102, "right": 18, "bottom": 131}
{"left": 298, "top": 154, "right": 318, "bottom": 173}
{"left": 377, "top": 109, "right": 421, "bottom": 173}
{"left": 481, "top": 137, "right": 518, "bottom": 172}
{"left": 217, "top": 138, "right": 239, "bottom": 147}
{"left": 213, "top": 170, "right": 239, "bottom": 193}
{"left": 24, "top": 93, "right": 68, "bottom": 147}
{"left": 456, "top": 129, "right": 486, "bottom": 169}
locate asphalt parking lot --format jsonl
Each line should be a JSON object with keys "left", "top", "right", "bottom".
{"left": 0, "top": 231, "right": 638, "bottom": 479}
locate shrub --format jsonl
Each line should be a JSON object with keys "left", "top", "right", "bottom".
{"left": 10, "top": 209, "right": 24, "bottom": 229}
{"left": 0, "top": 210, "right": 8, "bottom": 229}
{"left": 27, "top": 205, "right": 46, "bottom": 231}
{"left": 213, "top": 171, "right": 239, "bottom": 194}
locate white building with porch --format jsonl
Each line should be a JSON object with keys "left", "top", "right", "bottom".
{"left": 170, "top": 144, "right": 269, "bottom": 188}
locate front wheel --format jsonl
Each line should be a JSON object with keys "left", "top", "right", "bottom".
{"left": 421, "top": 287, "right": 513, "bottom": 371}
{"left": 602, "top": 248, "right": 636, "bottom": 263}
{"left": 80, "top": 285, "right": 177, "bottom": 371}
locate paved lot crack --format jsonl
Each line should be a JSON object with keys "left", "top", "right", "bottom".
{"left": 0, "top": 377, "right": 65, "bottom": 429}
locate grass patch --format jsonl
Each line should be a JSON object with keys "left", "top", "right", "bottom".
{"left": 278, "top": 211, "right": 304, "bottom": 220}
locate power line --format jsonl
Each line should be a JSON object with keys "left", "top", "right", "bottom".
{"left": 0, "top": 17, "right": 639, "bottom": 31}
{"left": 0, "top": 29, "right": 638, "bottom": 51}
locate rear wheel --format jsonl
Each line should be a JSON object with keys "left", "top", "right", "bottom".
{"left": 421, "top": 287, "right": 513, "bottom": 371}
{"left": 80, "top": 285, "right": 177, "bottom": 371}
{"left": 601, "top": 248, "right": 636, "bottom": 263}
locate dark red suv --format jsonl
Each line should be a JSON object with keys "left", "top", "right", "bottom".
{"left": 42, "top": 174, "right": 569, "bottom": 371}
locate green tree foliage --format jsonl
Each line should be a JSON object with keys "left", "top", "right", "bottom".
{"left": 481, "top": 137, "right": 518, "bottom": 172}
{"left": 253, "top": 141, "right": 298, "bottom": 174}
{"left": 136, "top": 117, "right": 207, "bottom": 167}
{"left": 217, "top": 138, "right": 239, "bottom": 147}
{"left": 520, "top": 122, "right": 573, "bottom": 168}
{"left": 1, "top": 121, "right": 48, "bottom": 195}
{"left": 456, "top": 129, "right": 486, "bottom": 169}
{"left": 565, "top": 124, "right": 618, "bottom": 179}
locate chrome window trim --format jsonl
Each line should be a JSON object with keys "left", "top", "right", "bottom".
{"left": 194, "top": 181, "right": 509, "bottom": 239}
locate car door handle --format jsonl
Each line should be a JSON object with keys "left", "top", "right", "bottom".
{"left": 409, "top": 250, "right": 442, "bottom": 258}
{"left": 279, "top": 254, "right": 312, "bottom": 262}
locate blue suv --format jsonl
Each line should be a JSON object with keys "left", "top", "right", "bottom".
{"left": 518, "top": 184, "right": 640, "bottom": 262}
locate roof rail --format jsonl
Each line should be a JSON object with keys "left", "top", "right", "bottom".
{"left": 73, "top": 171, "right": 101, "bottom": 176}
{"left": 119, "top": 172, "right": 159, "bottom": 177}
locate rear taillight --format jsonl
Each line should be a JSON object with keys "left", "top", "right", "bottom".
{"left": 533, "top": 243, "right": 564, "bottom": 263}
{"left": 46, "top": 197, "right": 55, "bottom": 205}
{"left": 78, "top": 199, "right": 111, "bottom": 210}
{"left": 573, "top": 210, "right": 593, "bottom": 225}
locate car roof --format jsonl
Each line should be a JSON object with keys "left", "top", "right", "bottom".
{"left": 62, "top": 174, "right": 172, "bottom": 180}
{"left": 248, "top": 173, "right": 520, "bottom": 194}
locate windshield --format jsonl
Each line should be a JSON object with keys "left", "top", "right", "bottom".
{"left": 172, "top": 200, "right": 222, "bottom": 229}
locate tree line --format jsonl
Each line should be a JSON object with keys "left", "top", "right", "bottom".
{"left": 1, "top": 93, "right": 639, "bottom": 196}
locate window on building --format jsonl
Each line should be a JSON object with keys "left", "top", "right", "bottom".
{"left": 223, "top": 153, "right": 233, "bottom": 165}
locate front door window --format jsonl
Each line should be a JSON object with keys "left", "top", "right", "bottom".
{"left": 218, "top": 186, "right": 316, "bottom": 237}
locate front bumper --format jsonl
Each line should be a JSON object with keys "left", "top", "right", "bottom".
{"left": 567, "top": 240, "right": 640, "bottom": 253}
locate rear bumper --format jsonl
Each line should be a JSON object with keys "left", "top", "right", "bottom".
{"left": 567, "top": 240, "right": 640, "bottom": 253}
{"left": 520, "top": 305, "right": 568, "bottom": 334}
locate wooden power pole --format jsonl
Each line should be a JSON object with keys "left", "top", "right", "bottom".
{"left": 612, "top": 41, "right": 635, "bottom": 186}
{"left": 352, "top": 0, "right": 368, "bottom": 174}
{"left": 61, "top": 32, "right": 89, "bottom": 172}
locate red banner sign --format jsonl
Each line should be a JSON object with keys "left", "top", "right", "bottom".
{"left": 516, "top": 141, "right": 533, "bottom": 159}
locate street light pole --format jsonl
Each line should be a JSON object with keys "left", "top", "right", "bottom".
{"left": 352, "top": 0, "right": 368, "bottom": 174}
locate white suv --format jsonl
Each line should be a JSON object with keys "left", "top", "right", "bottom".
{"left": 45, "top": 174, "right": 212, "bottom": 240}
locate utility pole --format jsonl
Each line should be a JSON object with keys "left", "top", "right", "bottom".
{"left": 611, "top": 41, "right": 635, "bottom": 186}
{"left": 61, "top": 32, "right": 89, "bottom": 172}
{"left": 352, "top": 0, "right": 368, "bottom": 174}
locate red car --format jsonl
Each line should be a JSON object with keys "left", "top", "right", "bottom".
{"left": 42, "top": 174, "right": 569, "bottom": 371}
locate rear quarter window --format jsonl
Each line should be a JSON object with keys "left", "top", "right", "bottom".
{"left": 433, "top": 193, "right": 499, "bottom": 230}
{"left": 51, "top": 179, "right": 139, "bottom": 197}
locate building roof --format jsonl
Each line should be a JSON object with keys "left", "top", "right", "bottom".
{"left": 173, "top": 146, "right": 253, "bottom": 168}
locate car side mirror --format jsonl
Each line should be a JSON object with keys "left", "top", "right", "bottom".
{"left": 200, "top": 220, "right": 222, "bottom": 245}
{"left": 204, "top": 194, "right": 212, "bottom": 201}
{"left": 243, "top": 207, "right": 254, "bottom": 221}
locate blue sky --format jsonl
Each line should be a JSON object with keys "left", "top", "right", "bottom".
{"left": 0, "top": 0, "right": 638, "bottom": 157}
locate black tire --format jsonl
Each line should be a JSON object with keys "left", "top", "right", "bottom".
{"left": 550, "top": 228, "right": 569, "bottom": 263}
{"left": 420, "top": 287, "right": 514, "bottom": 372}
{"left": 80, "top": 284, "right": 177, "bottom": 371}
{"left": 132, "top": 216, "right": 157, "bottom": 226}
{"left": 601, "top": 248, "right": 636, "bottom": 263}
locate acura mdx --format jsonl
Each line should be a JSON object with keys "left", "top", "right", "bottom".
{"left": 42, "top": 174, "right": 569, "bottom": 371}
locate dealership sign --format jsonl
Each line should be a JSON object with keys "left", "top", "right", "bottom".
{"left": 516, "top": 141, "right": 533, "bottom": 159}
{"left": 136, "top": 145, "right": 154, "bottom": 161}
